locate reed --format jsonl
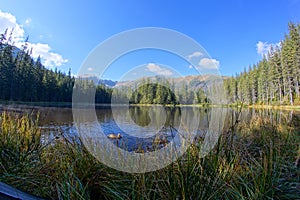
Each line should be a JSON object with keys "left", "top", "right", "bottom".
{"left": 0, "top": 111, "right": 299, "bottom": 199}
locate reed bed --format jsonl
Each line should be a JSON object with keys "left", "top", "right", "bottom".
{"left": 0, "top": 112, "right": 299, "bottom": 199}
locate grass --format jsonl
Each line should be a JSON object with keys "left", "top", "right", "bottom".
{"left": 248, "top": 104, "right": 300, "bottom": 111}
{"left": 2, "top": 100, "right": 300, "bottom": 112}
{"left": 0, "top": 111, "right": 299, "bottom": 199}
{"left": 0, "top": 100, "right": 73, "bottom": 108}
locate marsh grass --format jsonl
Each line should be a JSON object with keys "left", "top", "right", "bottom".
{"left": 0, "top": 111, "right": 299, "bottom": 199}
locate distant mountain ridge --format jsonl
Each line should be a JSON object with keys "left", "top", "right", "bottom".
{"left": 75, "top": 75, "right": 117, "bottom": 87}
{"left": 77, "top": 74, "right": 228, "bottom": 90}
{"left": 114, "top": 75, "right": 229, "bottom": 90}
{"left": 98, "top": 79, "right": 117, "bottom": 87}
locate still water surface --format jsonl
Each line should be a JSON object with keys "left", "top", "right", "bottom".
{"left": 2, "top": 105, "right": 299, "bottom": 152}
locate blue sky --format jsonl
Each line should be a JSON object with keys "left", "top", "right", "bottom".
{"left": 0, "top": 0, "right": 300, "bottom": 80}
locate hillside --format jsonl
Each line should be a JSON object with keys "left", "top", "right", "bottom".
{"left": 115, "top": 74, "right": 228, "bottom": 90}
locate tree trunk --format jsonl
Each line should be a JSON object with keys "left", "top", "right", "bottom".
{"left": 295, "top": 77, "right": 300, "bottom": 97}
{"left": 279, "top": 86, "right": 282, "bottom": 104}
{"left": 288, "top": 75, "right": 294, "bottom": 105}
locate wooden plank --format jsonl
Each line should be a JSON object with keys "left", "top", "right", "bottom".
{"left": 0, "top": 182, "right": 44, "bottom": 200}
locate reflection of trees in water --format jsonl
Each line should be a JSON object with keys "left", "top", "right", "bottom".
{"left": 96, "top": 107, "right": 113, "bottom": 122}
{"left": 17, "top": 106, "right": 299, "bottom": 131}
{"left": 94, "top": 106, "right": 298, "bottom": 133}
{"left": 34, "top": 107, "right": 74, "bottom": 125}
{"left": 127, "top": 106, "right": 218, "bottom": 136}
{"left": 129, "top": 106, "right": 151, "bottom": 126}
{"left": 128, "top": 106, "right": 181, "bottom": 128}
{"left": 19, "top": 106, "right": 300, "bottom": 154}
{"left": 225, "top": 108, "right": 298, "bottom": 127}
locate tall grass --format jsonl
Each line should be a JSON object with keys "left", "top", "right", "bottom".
{"left": 0, "top": 111, "right": 299, "bottom": 199}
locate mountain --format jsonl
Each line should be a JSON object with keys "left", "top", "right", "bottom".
{"left": 115, "top": 75, "right": 228, "bottom": 90}
{"left": 98, "top": 79, "right": 117, "bottom": 87}
{"left": 75, "top": 75, "right": 117, "bottom": 87}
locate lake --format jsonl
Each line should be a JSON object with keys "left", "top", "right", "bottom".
{"left": 1, "top": 104, "right": 299, "bottom": 152}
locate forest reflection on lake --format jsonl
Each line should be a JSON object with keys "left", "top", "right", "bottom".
{"left": 1, "top": 105, "right": 299, "bottom": 152}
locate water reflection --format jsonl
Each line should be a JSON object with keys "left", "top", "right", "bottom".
{"left": 1, "top": 105, "right": 299, "bottom": 151}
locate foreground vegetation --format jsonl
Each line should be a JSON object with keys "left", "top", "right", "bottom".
{"left": 0, "top": 112, "right": 299, "bottom": 200}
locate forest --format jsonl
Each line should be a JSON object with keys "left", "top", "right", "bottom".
{"left": 0, "top": 29, "right": 112, "bottom": 104}
{"left": 1, "top": 22, "right": 300, "bottom": 106}
{"left": 224, "top": 22, "right": 300, "bottom": 106}
{"left": 0, "top": 21, "right": 300, "bottom": 200}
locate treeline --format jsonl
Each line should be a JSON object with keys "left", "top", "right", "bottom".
{"left": 0, "top": 30, "right": 112, "bottom": 103}
{"left": 112, "top": 78, "right": 210, "bottom": 105}
{"left": 2, "top": 22, "right": 300, "bottom": 106}
{"left": 224, "top": 22, "right": 300, "bottom": 105}
{"left": 130, "top": 83, "right": 177, "bottom": 105}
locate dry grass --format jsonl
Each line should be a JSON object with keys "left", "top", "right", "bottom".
{"left": 0, "top": 111, "right": 299, "bottom": 199}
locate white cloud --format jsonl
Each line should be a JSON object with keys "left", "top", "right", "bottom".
{"left": 23, "top": 42, "right": 68, "bottom": 68}
{"left": 256, "top": 41, "right": 280, "bottom": 57}
{"left": 25, "top": 18, "right": 31, "bottom": 25}
{"left": 188, "top": 51, "right": 203, "bottom": 60}
{"left": 0, "top": 10, "right": 24, "bottom": 42}
{"left": 146, "top": 63, "right": 173, "bottom": 76}
{"left": 0, "top": 10, "right": 67, "bottom": 68}
{"left": 188, "top": 65, "right": 193, "bottom": 69}
{"left": 198, "top": 58, "right": 220, "bottom": 69}
{"left": 256, "top": 41, "right": 269, "bottom": 57}
{"left": 87, "top": 67, "right": 93, "bottom": 71}
{"left": 43, "top": 52, "right": 68, "bottom": 67}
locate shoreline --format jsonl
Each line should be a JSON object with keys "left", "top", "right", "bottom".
{"left": 247, "top": 104, "right": 300, "bottom": 111}
{"left": 1, "top": 101, "right": 300, "bottom": 111}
